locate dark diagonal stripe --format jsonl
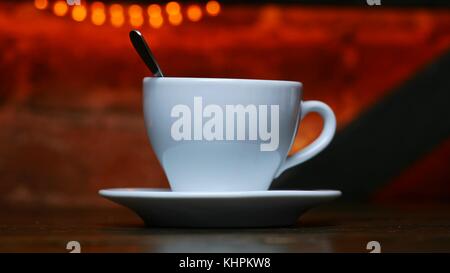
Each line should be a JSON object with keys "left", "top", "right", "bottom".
{"left": 271, "top": 50, "right": 450, "bottom": 201}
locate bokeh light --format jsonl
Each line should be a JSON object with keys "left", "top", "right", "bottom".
{"left": 187, "top": 5, "right": 202, "bottom": 22}
{"left": 34, "top": 0, "right": 48, "bottom": 10}
{"left": 110, "top": 4, "right": 125, "bottom": 27}
{"left": 149, "top": 16, "right": 164, "bottom": 29}
{"left": 168, "top": 13, "right": 183, "bottom": 26}
{"left": 39, "top": 0, "right": 219, "bottom": 27}
{"left": 206, "top": 1, "right": 221, "bottom": 16}
{"left": 128, "top": 4, "right": 144, "bottom": 27}
{"left": 165, "top": 1, "right": 181, "bottom": 16}
{"left": 91, "top": 2, "right": 106, "bottom": 26}
{"left": 72, "top": 5, "right": 87, "bottom": 22}
{"left": 53, "top": 1, "right": 68, "bottom": 17}
{"left": 147, "top": 4, "right": 164, "bottom": 29}
{"left": 147, "top": 4, "right": 161, "bottom": 17}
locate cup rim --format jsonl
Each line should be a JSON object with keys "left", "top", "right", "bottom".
{"left": 143, "top": 77, "right": 302, "bottom": 87}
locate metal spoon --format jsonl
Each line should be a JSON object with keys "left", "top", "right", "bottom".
{"left": 129, "top": 30, "right": 164, "bottom": 77}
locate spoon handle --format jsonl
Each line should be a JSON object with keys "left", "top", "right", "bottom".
{"left": 129, "top": 30, "right": 164, "bottom": 77}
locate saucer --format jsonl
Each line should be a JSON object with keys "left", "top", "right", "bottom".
{"left": 99, "top": 188, "right": 341, "bottom": 228}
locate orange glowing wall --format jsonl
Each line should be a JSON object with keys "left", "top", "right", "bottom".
{"left": 0, "top": 1, "right": 449, "bottom": 207}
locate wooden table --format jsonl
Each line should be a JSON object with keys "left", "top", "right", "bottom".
{"left": 1, "top": 204, "right": 449, "bottom": 253}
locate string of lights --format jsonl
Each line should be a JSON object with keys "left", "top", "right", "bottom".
{"left": 34, "top": 0, "right": 221, "bottom": 28}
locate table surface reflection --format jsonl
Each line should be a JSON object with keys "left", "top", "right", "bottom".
{"left": 1, "top": 204, "right": 449, "bottom": 252}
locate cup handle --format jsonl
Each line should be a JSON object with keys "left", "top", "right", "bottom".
{"left": 274, "top": 100, "right": 336, "bottom": 178}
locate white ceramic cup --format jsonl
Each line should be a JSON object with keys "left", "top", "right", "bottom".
{"left": 143, "top": 78, "right": 336, "bottom": 192}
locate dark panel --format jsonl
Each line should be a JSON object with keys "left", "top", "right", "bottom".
{"left": 272, "top": 50, "right": 450, "bottom": 200}
{"left": 216, "top": 0, "right": 450, "bottom": 7}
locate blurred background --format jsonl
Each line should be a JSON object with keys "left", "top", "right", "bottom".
{"left": 0, "top": 0, "right": 449, "bottom": 208}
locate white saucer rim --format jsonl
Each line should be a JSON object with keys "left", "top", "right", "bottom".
{"left": 99, "top": 188, "right": 342, "bottom": 199}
